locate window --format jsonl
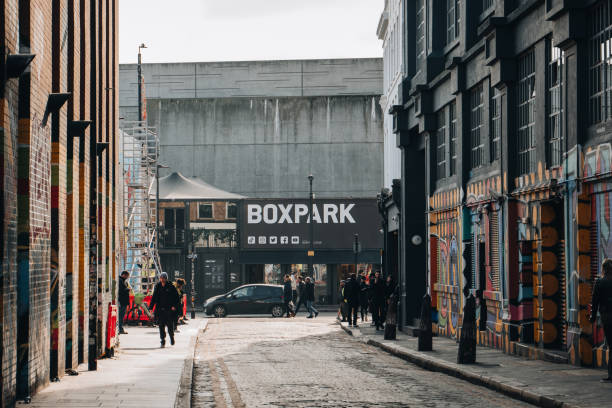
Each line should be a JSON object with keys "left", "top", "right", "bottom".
{"left": 483, "top": 0, "right": 495, "bottom": 12}
{"left": 198, "top": 203, "right": 213, "bottom": 219}
{"left": 588, "top": 1, "right": 612, "bottom": 125}
{"left": 416, "top": 0, "right": 426, "bottom": 61}
{"left": 232, "top": 286, "right": 254, "bottom": 299}
{"left": 227, "top": 203, "right": 237, "bottom": 219}
{"left": 436, "top": 109, "right": 447, "bottom": 180}
{"left": 547, "top": 41, "right": 565, "bottom": 168}
{"left": 449, "top": 102, "right": 458, "bottom": 175}
{"left": 470, "top": 83, "right": 485, "bottom": 169}
{"left": 447, "top": 0, "right": 461, "bottom": 45}
{"left": 489, "top": 210, "right": 501, "bottom": 292}
{"left": 491, "top": 87, "right": 502, "bottom": 162}
{"left": 517, "top": 49, "right": 536, "bottom": 175}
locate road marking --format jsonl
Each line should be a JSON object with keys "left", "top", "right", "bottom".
{"left": 218, "top": 358, "right": 245, "bottom": 408}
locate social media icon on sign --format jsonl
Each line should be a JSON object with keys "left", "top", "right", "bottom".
{"left": 280, "top": 236, "right": 289, "bottom": 244}
{"left": 291, "top": 236, "right": 299, "bottom": 244}
{"left": 270, "top": 236, "right": 278, "bottom": 244}
{"left": 247, "top": 236, "right": 256, "bottom": 244}
{"left": 258, "top": 236, "right": 267, "bottom": 244}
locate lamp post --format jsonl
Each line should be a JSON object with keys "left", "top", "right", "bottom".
{"left": 308, "top": 175, "right": 314, "bottom": 277}
{"left": 187, "top": 246, "right": 197, "bottom": 319}
{"left": 137, "top": 43, "right": 147, "bottom": 122}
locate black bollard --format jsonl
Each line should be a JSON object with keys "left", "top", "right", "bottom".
{"left": 418, "top": 294, "right": 432, "bottom": 351}
{"left": 477, "top": 289, "right": 488, "bottom": 333}
{"left": 457, "top": 294, "right": 477, "bottom": 364}
{"left": 384, "top": 292, "right": 398, "bottom": 340}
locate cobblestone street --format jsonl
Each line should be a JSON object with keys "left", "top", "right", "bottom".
{"left": 191, "top": 314, "right": 532, "bottom": 407}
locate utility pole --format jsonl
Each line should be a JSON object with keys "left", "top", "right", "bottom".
{"left": 308, "top": 174, "right": 314, "bottom": 277}
{"left": 137, "top": 43, "right": 147, "bottom": 121}
{"left": 353, "top": 234, "right": 361, "bottom": 275}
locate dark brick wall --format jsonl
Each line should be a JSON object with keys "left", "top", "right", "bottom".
{"left": 1, "top": 0, "right": 120, "bottom": 404}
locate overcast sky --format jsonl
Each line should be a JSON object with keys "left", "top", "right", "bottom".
{"left": 119, "top": 0, "right": 383, "bottom": 64}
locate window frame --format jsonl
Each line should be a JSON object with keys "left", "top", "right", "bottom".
{"left": 198, "top": 202, "right": 213, "bottom": 219}
{"left": 469, "top": 83, "right": 485, "bottom": 169}
{"left": 446, "top": 0, "right": 461, "bottom": 45}
{"left": 516, "top": 48, "right": 537, "bottom": 176}
{"left": 588, "top": 1, "right": 611, "bottom": 126}
{"left": 449, "top": 102, "right": 458, "bottom": 176}
{"left": 436, "top": 109, "right": 448, "bottom": 181}
{"left": 490, "top": 87, "right": 502, "bottom": 162}
{"left": 226, "top": 202, "right": 238, "bottom": 219}
{"left": 546, "top": 39, "right": 565, "bottom": 168}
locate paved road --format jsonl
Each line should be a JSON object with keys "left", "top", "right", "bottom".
{"left": 191, "top": 314, "right": 532, "bottom": 407}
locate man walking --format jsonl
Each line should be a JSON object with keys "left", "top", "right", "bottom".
{"left": 283, "top": 274, "right": 294, "bottom": 317}
{"left": 344, "top": 274, "right": 360, "bottom": 327}
{"left": 149, "top": 272, "right": 180, "bottom": 347}
{"left": 294, "top": 276, "right": 306, "bottom": 314}
{"left": 305, "top": 277, "right": 319, "bottom": 318}
{"left": 118, "top": 271, "right": 130, "bottom": 335}
{"left": 371, "top": 271, "right": 386, "bottom": 331}
{"left": 591, "top": 258, "right": 612, "bottom": 382}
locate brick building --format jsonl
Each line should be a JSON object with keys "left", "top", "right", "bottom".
{"left": 0, "top": 1, "right": 121, "bottom": 405}
{"left": 382, "top": 0, "right": 612, "bottom": 371}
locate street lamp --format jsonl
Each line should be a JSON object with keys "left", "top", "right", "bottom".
{"left": 308, "top": 174, "right": 314, "bottom": 277}
{"left": 137, "top": 43, "right": 147, "bottom": 122}
{"left": 156, "top": 164, "right": 169, "bottom": 253}
{"left": 187, "top": 248, "right": 198, "bottom": 319}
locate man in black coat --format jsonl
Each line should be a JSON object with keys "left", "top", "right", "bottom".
{"left": 283, "top": 274, "right": 294, "bottom": 317}
{"left": 344, "top": 274, "right": 360, "bottom": 327}
{"left": 371, "top": 271, "right": 386, "bottom": 331}
{"left": 118, "top": 271, "right": 130, "bottom": 334}
{"left": 149, "top": 272, "right": 180, "bottom": 347}
{"left": 294, "top": 276, "right": 306, "bottom": 314}
{"left": 359, "top": 275, "right": 369, "bottom": 322}
{"left": 591, "top": 258, "right": 612, "bottom": 382}
{"left": 305, "top": 277, "right": 319, "bottom": 318}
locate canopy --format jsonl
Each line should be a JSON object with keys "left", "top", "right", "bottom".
{"left": 155, "top": 172, "right": 245, "bottom": 200}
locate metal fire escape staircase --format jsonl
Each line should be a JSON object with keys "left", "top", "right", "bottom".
{"left": 122, "top": 121, "right": 162, "bottom": 293}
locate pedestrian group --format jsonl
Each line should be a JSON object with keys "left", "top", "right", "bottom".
{"left": 117, "top": 270, "right": 188, "bottom": 348}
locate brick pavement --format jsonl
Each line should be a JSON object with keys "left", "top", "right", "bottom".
{"left": 24, "top": 318, "right": 207, "bottom": 408}
{"left": 340, "top": 321, "right": 612, "bottom": 408}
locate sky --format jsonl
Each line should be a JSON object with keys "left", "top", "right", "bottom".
{"left": 119, "top": 0, "right": 383, "bottom": 64}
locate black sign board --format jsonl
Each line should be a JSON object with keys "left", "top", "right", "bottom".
{"left": 239, "top": 198, "right": 382, "bottom": 251}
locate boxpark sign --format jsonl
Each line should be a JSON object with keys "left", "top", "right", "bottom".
{"left": 239, "top": 198, "right": 382, "bottom": 251}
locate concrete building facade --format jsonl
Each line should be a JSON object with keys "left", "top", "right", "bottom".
{"left": 378, "top": 0, "right": 404, "bottom": 189}
{"left": 0, "top": 1, "right": 122, "bottom": 405}
{"left": 382, "top": 0, "right": 612, "bottom": 372}
{"left": 119, "top": 59, "right": 384, "bottom": 198}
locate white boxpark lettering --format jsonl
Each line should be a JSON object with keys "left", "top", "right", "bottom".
{"left": 247, "top": 203, "right": 356, "bottom": 224}
{"left": 294, "top": 204, "right": 308, "bottom": 223}
{"left": 248, "top": 204, "right": 262, "bottom": 223}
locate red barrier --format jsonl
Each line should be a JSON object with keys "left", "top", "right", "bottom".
{"left": 182, "top": 294, "right": 187, "bottom": 317}
{"left": 106, "top": 303, "right": 118, "bottom": 351}
{"left": 125, "top": 294, "right": 154, "bottom": 323}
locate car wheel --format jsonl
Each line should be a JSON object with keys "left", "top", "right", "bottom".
{"left": 213, "top": 305, "right": 226, "bottom": 318}
{"left": 271, "top": 305, "right": 283, "bottom": 318}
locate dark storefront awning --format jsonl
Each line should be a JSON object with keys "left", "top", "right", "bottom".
{"left": 238, "top": 249, "right": 381, "bottom": 265}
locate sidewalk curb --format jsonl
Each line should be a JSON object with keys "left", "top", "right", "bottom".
{"left": 338, "top": 322, "right": 580, "bottom": 408}
{"left": 174, "top": 319, "right": 209, "bottom": 408}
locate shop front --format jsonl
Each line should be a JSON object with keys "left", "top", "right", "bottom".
{"left": 238, "top": 198, "right": 383, "bottom": 305}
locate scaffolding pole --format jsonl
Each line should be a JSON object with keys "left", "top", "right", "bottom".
{"left": 121, "top": 120, "right": 161, "bottom": 294}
